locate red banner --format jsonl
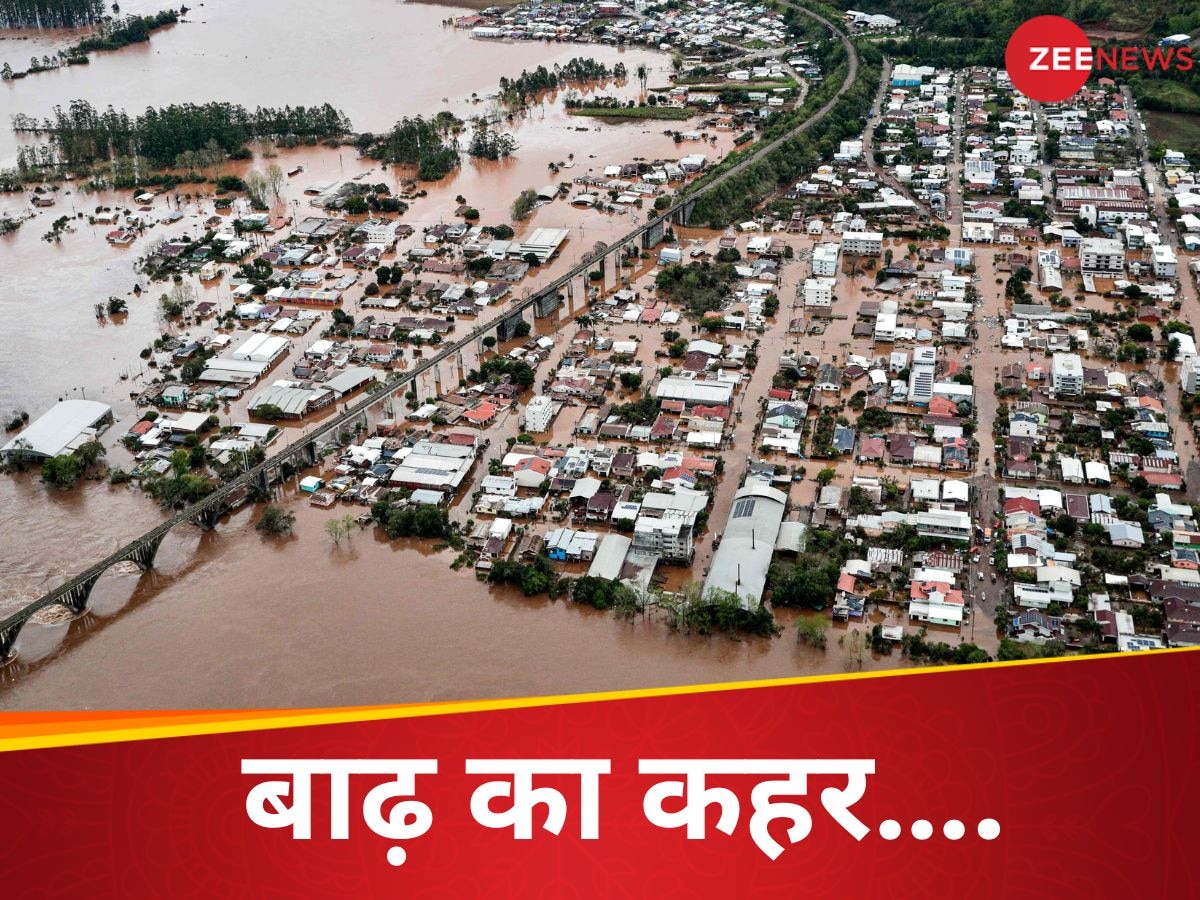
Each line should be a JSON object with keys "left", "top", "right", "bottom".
{"left": 1, "top": 652, "right": 1196, "bottom": 897}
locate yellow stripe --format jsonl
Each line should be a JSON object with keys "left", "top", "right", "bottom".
{"left": 2, "top": 648, "right": 1193, "bottom": 753}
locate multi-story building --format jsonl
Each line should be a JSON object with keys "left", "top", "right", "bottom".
{"left": 1079, "top": 237, "right": 1125, "bottom": 273}
{"left": 1180, "top": 354, "right": 1200, "bottom": 395}
{"left": 522, "top": 395, "right": 556, "bottom": 433}
{"left": 1152, "top": 244, "right": 1177, "bottom": 279}
{"left": 914, "top": 508, "right": 972, "bottom": 543}
{"left": 1051, "top": 352, "right": 1084, "bottom": 396}
{"left": 841, "top": 231, "right": 883, "bottom": 256}
{"left": 811, "top": 242, "right": 840, "bottom": 277}
{"left": 802, "top": 277, "right": 835, "bottom": 307}
{"left": 631, "top": 489, "right": 709, "bottom": 563}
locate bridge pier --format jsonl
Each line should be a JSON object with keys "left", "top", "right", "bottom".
{"left": 196, "top": 504, "right": 223, "bottom": 532}
{"left": 128, "top": 533, "right": 165, "bottom": 571}
{"left": 669, "top": 199, "right": 695, "bottom": 228}
{"left": 496, "top": 311, "right": 526, "bottom": 343}
{"left": 58, "top": 573, "right": 101, "bottom": 616}
{"left": 300, "top": 441, "right": 319, "bottom": 468}
{"left": 533, "top": 291, "right": 561, "bottom": 319}
{"left": 641, "top": 217, "right": 665, "bottom": 250}
{"left": 0, "top": 620, "right": 24, "bottom": 661}
{"left": 254, "top": 467, "right": 272, "bottom": 498}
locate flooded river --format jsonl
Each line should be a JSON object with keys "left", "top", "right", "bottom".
{"left": 0, "top": 480, "right": 897, "bottom": 709}
{"left": 0, "top": 1, "right": 910, "bottom": 708}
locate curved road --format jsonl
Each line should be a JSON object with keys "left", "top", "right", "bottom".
{"left": 0, "top": 3, "right": 861, "bottom": 651}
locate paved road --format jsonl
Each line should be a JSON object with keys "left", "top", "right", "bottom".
{"left": 1125, "top": 85, "right": 1200, "bottom": 497}
{"left": 860, "top": 59, "right": 928, "bottom": 213}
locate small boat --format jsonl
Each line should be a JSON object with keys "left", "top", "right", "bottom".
{"left": 287, "top": 165, "right": 304, "bottom": 177}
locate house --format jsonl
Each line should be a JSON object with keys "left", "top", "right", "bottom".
{"left": 464, "top": 401, "right": 500, "bottom": 428}
{"left": 908, "top": 580, "right": 965, "bottom": 627}
{"left": 513, "top": 456, "right": 551, "bottom": 489}
{"left": 1009, "top": 610, "right": 1064, "bottom": 643}
{"left": 544, "top": 527, "right": 599, "bottom": 561}
{"left": 1108, "top": 521, "right": 1145, "bottom": 548}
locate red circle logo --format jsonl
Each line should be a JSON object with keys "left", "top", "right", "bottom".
{"left": 1005, "top": 16, "right": 1092, "bottom": 103}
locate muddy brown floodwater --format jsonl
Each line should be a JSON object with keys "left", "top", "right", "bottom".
{"left": 0, "top": 0, "right": 914, "bottom": 709}
{"left": 0, "top": 480, "right": 902, "bottom": 709}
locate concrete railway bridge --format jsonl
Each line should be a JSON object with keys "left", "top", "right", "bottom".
{"left": 0, "top": 4, "right": 858, "bottom": 662}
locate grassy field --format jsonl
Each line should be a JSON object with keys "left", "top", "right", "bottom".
{"left": 568, "top": 106, "right": 693, "bottom": 121}
{"left": 1145, "top": 110, "right": 1200, "bottom": 155}
{"left": 1136, "top": 79, "right": 1200, "bottom": 115}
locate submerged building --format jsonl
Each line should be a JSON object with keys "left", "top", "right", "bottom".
{"left": 0, "top": 399, "right": 113, "bottom": 461}
{"left": 703, "top": 481, "right": 788, "bottom": 609}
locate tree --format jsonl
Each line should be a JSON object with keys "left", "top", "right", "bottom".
{"left": 770, "top": 557, "right": 839, "bottom": 609}
{"left": 794, "top": 616, "right": 828, "bottom": 650}
{"left": 1126, "top": 323, "right": 1153, "bottom": 342}
{"left": 161, "top": 280, "right": 196, "bottom": 318}
{"left": 324, "top": 514, "right": 355, "bottom": 545}
{"left": 816, "top": 467, "right": 836, "bottom": 486}
{"left": 511, "top": 188, "right": 539, "bottom": 220}
{"left": 256, "top": 505, "right": 296, "bottom": 535}
{"left": 482, "top": 336, "right": 497, "bottom": 349}
{"left": 345, "top": 195, "right": 368, "bottom": 215}
{"left": 41, "top": 454, "right": 84, "bottom": 489}
{"left": 170, "top": 449, "right": 190, "bottom": 477}
{"left": 372, "top": 502, "right": 449, "bottom": 539}
{"left": 513, "top": 320, "right": 532, "bottom": 337}
{"left": 266, "top": 163, "right": 285, "bottom": 200}
{"left": 244, "top": 170, "right": 270, "bottom": 207}
{"left": 253, "top": 403, "right": 286, "bottom": 421}
{"left": 74, "top": 439, "right": 105, "bottom": 468}
{"left": 467, "top": 120, "right": 516, "bottom": 160}
{"left": 620, "top": 372, "right": 643, "bottom": 391}
{"left": 216, "top": 175, "right": 247, "bottom": 192}
{"left": 845, "top": 628, "right": 865, "bottom": 671}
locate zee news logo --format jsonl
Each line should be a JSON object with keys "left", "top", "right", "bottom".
{"left": 1026, "top": 45, "right": 1193, "bottom": 73}
{"left": 1006, "top": 15, "right": 1193, "bottom": 103}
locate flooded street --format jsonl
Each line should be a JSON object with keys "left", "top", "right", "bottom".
{"left": 0, "top": 0, "right": 896, "bottom": 708}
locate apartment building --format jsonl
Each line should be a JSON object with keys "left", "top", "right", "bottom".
{"left": 1051, "top": 352, "right": 1084, "bottom": 396}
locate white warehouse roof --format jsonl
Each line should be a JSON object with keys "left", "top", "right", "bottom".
{"left": 0, "top": 399, "right": 112, "bottom": 460}
{"left": 654, "top": 377, "right": 735, "bottom": 406}
{"left": 703, "top": 482, "right": 788, "bottom": 609}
